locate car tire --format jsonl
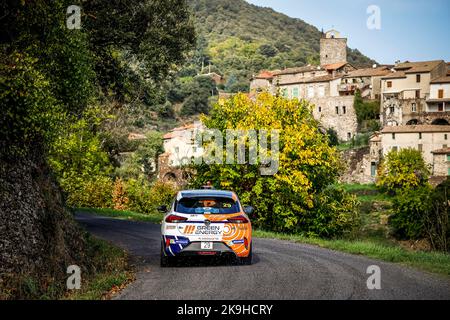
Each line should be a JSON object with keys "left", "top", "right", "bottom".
{"left": 160, "top": 242, "right": 171, "bottom": 268}
{"left": 239, "top": 244, "right": 252, "bottom": 265}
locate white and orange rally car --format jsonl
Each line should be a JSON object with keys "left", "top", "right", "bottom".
{"left": 160, "top": 189, "right": 253, "bottom": 267}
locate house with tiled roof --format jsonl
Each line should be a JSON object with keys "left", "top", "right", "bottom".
{"left": 380, "top": 60, "right": 448, "bottom": 127}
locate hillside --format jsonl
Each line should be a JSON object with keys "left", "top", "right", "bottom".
{"left": 187, "top": 0, "right": 377, "bottom": 91}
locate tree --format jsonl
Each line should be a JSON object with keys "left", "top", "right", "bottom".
{"left": 191, "top": 93, "right": 358, "bottom": 236}
{"left": 376, "top": 148, "right": 431, "bottom": 194}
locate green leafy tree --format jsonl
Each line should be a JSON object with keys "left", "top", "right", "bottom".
{"left": 191, "top": 93, "right": 358, "bottom": 236}
{"left": 376, "top": 148, "right": 431, "bottom": 194}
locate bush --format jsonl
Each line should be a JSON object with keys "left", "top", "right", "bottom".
{"left": 66, "top": 176, "right": 113, "bottom": 208}
{"left": 424, "top": 178, "right": 450, "bottom": 251}
{"left": 377, "top": 148, "right": 430, "bottom": 195}
{"left": 389, "top": 186, "right": 433, "bottom": 240}
{"left": 125, "top": 178, "right": 176, "bottom": 214}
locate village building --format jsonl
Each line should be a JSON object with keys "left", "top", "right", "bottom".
{"left": 340, "top": 65, "right": 392, "bottom": 100}
{"left": 158, "top": 122, "right": 204, "bottom": 184}
{"left": 432, "top": 147, "right": 450, "bottom": 177}
{"left": 380, "top": 60, "right": 448, "bottom": 127}
{"left": 370, "top": 125, "right": 450, "bottom": 177}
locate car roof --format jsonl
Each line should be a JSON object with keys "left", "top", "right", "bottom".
{"left": 177, "top": 189, "right": 236, "bottom": 200}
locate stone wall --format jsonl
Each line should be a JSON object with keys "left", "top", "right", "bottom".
{"left": 339, "top": 147, "right": 375, "bottom": 184}
{"left": 320, "top": 37, "right": 347, "bottom": 65}
{"left": 311, "top": 95, "right": 358, "bottom": 141}
{"left": 0, "top": 151, "right": 87, "bottom": 295}
{"left": 433, "top": 153, "right": 449, "bottom": 176}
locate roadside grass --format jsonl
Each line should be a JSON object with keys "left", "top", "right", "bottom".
{"left": 64, "top": 236, "right": 134, "bottom": 300}
{"left": 75, "top": 207, "right": 163, "bottom": 224}
{"left": 253, "top": 230, "right": 450, "bottom": 277}
{"left": 0, "top": 235, "right": 132, "bottom": 300}
{"left": 76, "top": 206, "right": 450, "bottom": 277}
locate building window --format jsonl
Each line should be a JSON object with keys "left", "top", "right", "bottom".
{"left": 390, "top": 106, "right": 395, "bottom": 114}
{"left": 343, "top": 106, "right": 346, "bottom": 114}
{"left": 438, "top": 103, "right": 444, "bottom": 112}
{"left": 347, "top": 133, "right": 352, "bottom": 140}
{"left": 307, "top": 86, "right": 314, "bottom": 98}
{"left": 318, "top": 106, "right": 322, "bottom": 113}
{"left": 416, "top": 74, "right": 421, "bottom": 83}
{"left": 371, "top": 162, "right": 377, "bottom": 177}
{"left": 443, "top": 144, "right": 448, "bottom": 149}
{"left": 318, "top": 86, "right": 325, "bottom": 97}
{"left": 387, "top": 81, "right": 392, "bottom": 88}
{"left": 416, "top": 90, "right": 420, "bottom": 99}
{"left": 293, "top": 87, "right": 299, "bottom": 98}
{"left": 445, "top": 134, "right": 448, "bottom": 140}
{"left": 282, "top": 88, "right": 288, "bottom": 98}
{"left": 438, "top": 89, "right": 444, "bottom": 99}
{"left": 447, "top": 154, "right": 450, "bottom": 162}
{"left": 411, "top": 103, "right": 417, "bottom": 112}
{"left": 418, "top": 144, "right": 423, "bottom": 152}
{"left": 419, "top": 132, "right": 422, "bottom": 140}
{"left": 392, "top": 146, "right": 398, "bottom": 152}
{"left": 336, "top": 106, "right": 339, "bottom": 114}
{"left": 392, "top": 133, "right": 396, "bottom": 140}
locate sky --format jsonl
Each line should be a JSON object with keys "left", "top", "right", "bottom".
{"left": 245, "top": 0, "right": 450, "bottom": 64}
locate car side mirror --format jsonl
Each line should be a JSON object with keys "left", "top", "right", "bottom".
{"left": 243, "top": 206, "right": 254, "bottom": 215}
{"left": 157, "top": 205, "right": 168, "bottom": 213}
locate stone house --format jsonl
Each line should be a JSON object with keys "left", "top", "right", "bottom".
{"left": 373, "top": 125, "right": 450, "bottom": 176}
{"left": 427, "top": 75, "right": 450, "bottom": 118}
{"left": 431, "top": 147, "right": 450, "bottom": 177}
{"left": 380, "top": 60, "right": 448, "bottom": 126}
{"left": 340, "top": 66, "right": 392, "bottom": 100}
{"left": 158, "top": 122, "right": 204, "bottom": 184}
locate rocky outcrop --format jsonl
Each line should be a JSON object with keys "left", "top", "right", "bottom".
{"left": 0, "top": 150, "right": 87, "bottom": 297}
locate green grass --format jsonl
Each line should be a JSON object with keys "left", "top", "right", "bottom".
{"left": 64, "top": 236, "right": 133, "bottom": 300}
{"left": 75, "top": 207, "right": 163, "bottom": 224}
{"left": 253, "top": 230, "right": 450, "bottom": 277}
{"left": 338, "top": 183, "right": 391, "bottom": 202}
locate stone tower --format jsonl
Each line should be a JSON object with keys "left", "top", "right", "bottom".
{"left": 320, "top": 29, "right": 347, "bottom": 66}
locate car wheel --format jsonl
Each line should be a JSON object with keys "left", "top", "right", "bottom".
{"left": 160, "top": 242, "right": 171, "bottom": 267}
{"left": 239, "top": 244, "right": 252, "bottom": 265}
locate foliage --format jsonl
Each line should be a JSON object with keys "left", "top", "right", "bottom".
{"left": 125, "top": 179, "right": 177, "bottom": 215}
{"left": 112, "top": 178, "right": 129, "bottom": 211}
{"left": 424, "top": 179, "right": 450, "bottom": 251}
{"left": 354, "top": 90, "right": 380, "bottom": 127}
{"left": 376, "top": 148, "right": 431, "bottom": 194}
{"left": 326, "top": 128, "right": 339, "bottom": 147}
{"left": 48, "top": 107, "right": 113, "bottom": 206}
{"left": 390, "top": 186, "right": 433, "bottom": 240}
{"left": 187, "top": 0, "right": 376, "bottom": 93}
{"left": 114, "top": 131, "right": 164, "bottom": 180}
{"left": 191, "top": 93, "right": 358, "bottom": 236}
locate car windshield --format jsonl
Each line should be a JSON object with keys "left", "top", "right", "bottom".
{"left": 176, "top": 197, "right": 240, "bottom": 214}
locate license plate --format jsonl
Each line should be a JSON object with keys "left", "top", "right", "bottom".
{"left": 201, "top": 242, "right": 213, "bottom": 250}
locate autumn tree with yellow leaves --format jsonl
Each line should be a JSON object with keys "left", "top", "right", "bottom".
{"left": 192, "top": 93, "right": 359, "bottom": 237}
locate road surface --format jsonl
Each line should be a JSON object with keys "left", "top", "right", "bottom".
{"left": 75, "top": 212, "right": 450, "bottom": 300}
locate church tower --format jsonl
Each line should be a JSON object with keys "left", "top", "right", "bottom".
{"left": 320, "top": 29, "right": 347, "bottom": 66}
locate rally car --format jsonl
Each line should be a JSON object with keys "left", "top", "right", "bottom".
{"left": 159, "top": 189, "right": 253, "bottom": 267}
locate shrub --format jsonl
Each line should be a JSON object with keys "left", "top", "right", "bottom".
{"left": 66, "top": 176, "right": 113, "bottom": 208}
{"left": 377, "top": 148, "right": 430, "bottom": 194}
{"left": 112, "top": 178, "right": 129, "bottom": 211}
{"left": 424, "top": 178, "right": 450, "bottom": 251}
{"left": 125, "top": 179, "right": 176, "bottom": 215}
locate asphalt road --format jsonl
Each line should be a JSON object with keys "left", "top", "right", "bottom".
{"left": 75, "top": 212, "right": 450, "bottom": 300}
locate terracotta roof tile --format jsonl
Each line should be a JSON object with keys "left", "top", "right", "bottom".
{"left": 394, "top": 60, "right": 444, "bottom": 73}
